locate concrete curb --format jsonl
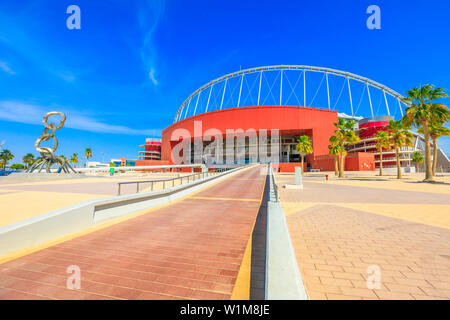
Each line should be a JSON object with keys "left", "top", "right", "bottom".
{"left": 0, "top": 165, "right": 254, "bottom": 257}
{"left": 265, "top": 165, "right": 308, "bottom": 300}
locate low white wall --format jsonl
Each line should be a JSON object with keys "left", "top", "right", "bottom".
{"left": 265, "top": 165, "right": 308, "bottom": 300}
{"left": 382, "top": 166, "right": 416, "bottom": 173}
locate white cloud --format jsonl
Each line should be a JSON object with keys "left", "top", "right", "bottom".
{"left": 139, "top": 0, "right": 165, "bottom": 86}
{"left": 0, "top": 61, "right": 16, "bottom": 75}
{"left": 149, "top": 68, "right": 158, "bottom": 85}
{"left": 0, "top": 101, "right": 161, "bottom": 136}
{"left": 55, "top": 72, "right": 75, "bottom": 82}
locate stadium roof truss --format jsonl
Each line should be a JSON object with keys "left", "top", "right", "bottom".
{"left": 173, "top": 65, "right": 411, "bottom": 123}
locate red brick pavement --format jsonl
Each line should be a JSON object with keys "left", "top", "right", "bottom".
{"left": 287, "top": 204, "right": 450, "bottom": 300}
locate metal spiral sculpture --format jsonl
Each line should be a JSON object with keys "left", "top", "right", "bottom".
{"left": 27, "top": 112, "right": 77, "bottom": 174}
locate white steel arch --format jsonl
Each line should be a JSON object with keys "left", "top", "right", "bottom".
{"left": 173, "top": 65, "right": 409, "bottom": 123}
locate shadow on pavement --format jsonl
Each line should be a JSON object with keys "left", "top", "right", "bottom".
{"left": 249, "top": 172, "right": 269, "bottom": 300}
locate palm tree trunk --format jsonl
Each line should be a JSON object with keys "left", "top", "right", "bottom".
{"left": 339, "top": 142, "right": 344, "bottom": 178}
{"left": 432, "top": 138, "right": 438, "bottom": 176}
{"left": 379, "top": 150, "right": 383, "bottom": 176}
{"left": 395, "top": 146, "right": 401, "bottom": 179}
{"left": 301, "top": 154, "right": 304, "bottom": 176}
{"left": 422, "top": 123, "right": 434, "bottom": 182}
{"left": 334, "top": 156, "right": 338, "bottom": 176}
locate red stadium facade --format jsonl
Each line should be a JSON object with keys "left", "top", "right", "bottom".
{"left": 163, "top": 106, "right": 335, "bottom": 163}
{"left": 156, "top": 105, "right": 374, "bottom": 172}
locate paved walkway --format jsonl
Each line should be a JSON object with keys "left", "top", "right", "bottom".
{"left": 0, "top": 166, "right": 266, "bottom": 300}
{"left": 277, "top": 173, "right": 450, "bottom": 300}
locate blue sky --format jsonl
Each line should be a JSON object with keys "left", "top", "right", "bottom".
{"left": 0, "top": 0, "right": 449, "bottom": 164}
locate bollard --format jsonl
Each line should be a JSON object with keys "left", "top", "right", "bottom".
{"left": 295, "top": 167, "right": 303, "bottom": 186}
{"left": 325, "top": 174, "right": 328, "bottom": 181}
{"left": 285, "top": 167, "right": 304, "bottom": 189}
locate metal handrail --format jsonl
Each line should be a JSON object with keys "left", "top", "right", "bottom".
{"left": 117, "top": 171, "right": 220, "bottom": 196}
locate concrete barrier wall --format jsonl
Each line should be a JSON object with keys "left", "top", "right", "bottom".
{"left": 0, "top": 166, "right": 252, "bottom": 258}
{"left": 264, "top": 165, "right": 308, "bottom": 300}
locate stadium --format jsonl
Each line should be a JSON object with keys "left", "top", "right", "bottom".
{"left": 132, "top": 65, "right": 450, "bottom": 173}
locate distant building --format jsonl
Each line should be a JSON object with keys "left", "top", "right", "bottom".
{"left": 110, "top": 159, "right": 122, "bottom": 167}
{"left": 347, "top": 116, "right": 450, "bottom": 173}
{"left": 138, "top": 138, "right": 162, "bottom": 160}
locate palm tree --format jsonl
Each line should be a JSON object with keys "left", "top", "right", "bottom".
{"left": 70, "top": 153, "right": 79, "bottom": 167}
{"left": 330, "top": 119, "right": 360, "bottom": 178}
{"left": 84, "top": 148, "right": 93, "bottom": 167}
{"left": 328, "top": 141, "right": 341, "bottom": 176}
{"left": 402, "top": 85, "right": 449, "bottom": 182}
{"left": 386, "top": 120, "right": 414, "bottom": 179}
{"left": 374, "top": 130, "right": 390, "bottom": 176}
{"left": 295, "top": 135, "right": 313, "bottom": 175}
{"left": 22, "top": 153, "right": 35, "bottom": 169}
{"left": 0, "top": 149, "right": 14, "bottom": 170}
{"left": 419, "top": 122, "right": 450, "bottom": 176}
{"left": 412, "top": 151, "right": 424, "bottom": 173}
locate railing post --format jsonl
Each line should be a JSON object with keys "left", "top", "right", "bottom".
{"left": 163, "top": 180, "right": 165, "bottom": 189}
{"left": 136, "top": 182, "right": 139, "bottom": 193}
{"left": 118, "top": 184, "right": 121, "bottom": 196}
{"left": 151, "top": 181, "right": 153, "bottom": 191}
